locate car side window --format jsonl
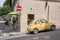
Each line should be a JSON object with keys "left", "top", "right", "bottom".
{"left": 35, "top": 20, "right": 41, "bottom": 24}
{"left": 40, "top": 19, "right": 48, "bottom": 23}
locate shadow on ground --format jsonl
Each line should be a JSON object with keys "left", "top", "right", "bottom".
{"left": 26, "top": 29, "right": 59, "bottom": 35}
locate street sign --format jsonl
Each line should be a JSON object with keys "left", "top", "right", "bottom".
{"left": 17, "top": 6, "right": 22, "bottom": 11}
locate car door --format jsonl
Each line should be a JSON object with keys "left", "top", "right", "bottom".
{"left": 40, "top": 22, "right": 46, "bottom": 30}
{"left": 41, "top": 19, "right": 50, "bottom": 30}
{"left": 44, "top": 22, "right": 49, "bottom": 30}
{"left": 34, "top": 20, "right": 40, "bottom": 30}
{"left": 34, "top": 20, "right": 44, "bottom": 31}
{"left": 39, "top": 20, "right": 44, "bottom": 31}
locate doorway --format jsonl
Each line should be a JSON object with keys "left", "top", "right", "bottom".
{"left": 28, "top": 14, "right": 34, "bottom": 24}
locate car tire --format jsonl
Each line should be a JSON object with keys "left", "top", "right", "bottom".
{"left": 51, "top": 26, "right": 56, "bottom": 31}
{"left": 33, "top": 28, "right": 38, "bottom": 34}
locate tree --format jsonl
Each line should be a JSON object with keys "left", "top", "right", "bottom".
{"left": 3, "top": 0, "right": 12, "bottom": 7}
{"left": 0, "top": 5, "right": 12, "bottom": 16}
{"left": 0, "top": 7, "right": 2, "bottom": 16}
{"left": 0, "top": 0, "right": 13, "bottom": 16}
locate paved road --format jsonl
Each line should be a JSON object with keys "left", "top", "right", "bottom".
{"left": 0, "top": 23, "right": 13, "bottom": 32}
{"left": 0, "top": 23, "right": 5, "bottom": 30}
{"left": 7, "top": 29, "right": 60, "bottom": 40}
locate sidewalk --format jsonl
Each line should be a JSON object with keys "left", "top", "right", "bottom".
{"left": 0, "top": 31, "right": 28, "bottom": 39}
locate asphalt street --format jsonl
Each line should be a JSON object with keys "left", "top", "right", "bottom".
{"left": 7, "top": 29, "right": 60, "bottom": 40}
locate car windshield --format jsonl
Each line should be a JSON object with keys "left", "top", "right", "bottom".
{"left": 35, "top": 20, "right": 40, "bottom": 24}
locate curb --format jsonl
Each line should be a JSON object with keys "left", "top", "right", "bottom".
{"left": 0, "top": 33, "right": 28, "bottom": 39}
{"left": 6, "top": 34, "right": 28, "bottom": 39}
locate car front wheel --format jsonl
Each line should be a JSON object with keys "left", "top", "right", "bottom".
{"left": 33, "top": 28, "right": 38, "bottom": 34}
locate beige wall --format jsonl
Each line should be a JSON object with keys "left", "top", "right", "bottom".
{"left": 20, "top": 0, "right": 46, "bottom": 32}
{"left": 15, "top": 0, "right": 60, "bottom": 32}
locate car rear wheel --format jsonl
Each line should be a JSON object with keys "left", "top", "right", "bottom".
{"left": 33, "top": 28, "right": 38, "bottom": 34}
{"left": 51, "top": 26, "right": 56, "bottom": 31}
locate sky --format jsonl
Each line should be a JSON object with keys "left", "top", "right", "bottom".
{"left": 0, "top": 0, "right": 6, "bottom": 7}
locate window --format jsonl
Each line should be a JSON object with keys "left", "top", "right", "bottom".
{"left": 28, "top": 14, "right": 34, "bottom": 25}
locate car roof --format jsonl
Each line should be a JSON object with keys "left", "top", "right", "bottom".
{"left": 33, "top": 19, "right": 47, "bottom": 22}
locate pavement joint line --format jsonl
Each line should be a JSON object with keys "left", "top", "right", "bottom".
{"left": 33, "top": 37, "right": 39, "bottom": 40}
{"left": 44, "top": 35, "right": 51, "bottom": 39}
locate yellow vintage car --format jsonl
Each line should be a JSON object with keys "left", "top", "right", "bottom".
{"left": 27, "top": 19, "right": 56, "bottom": 34}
